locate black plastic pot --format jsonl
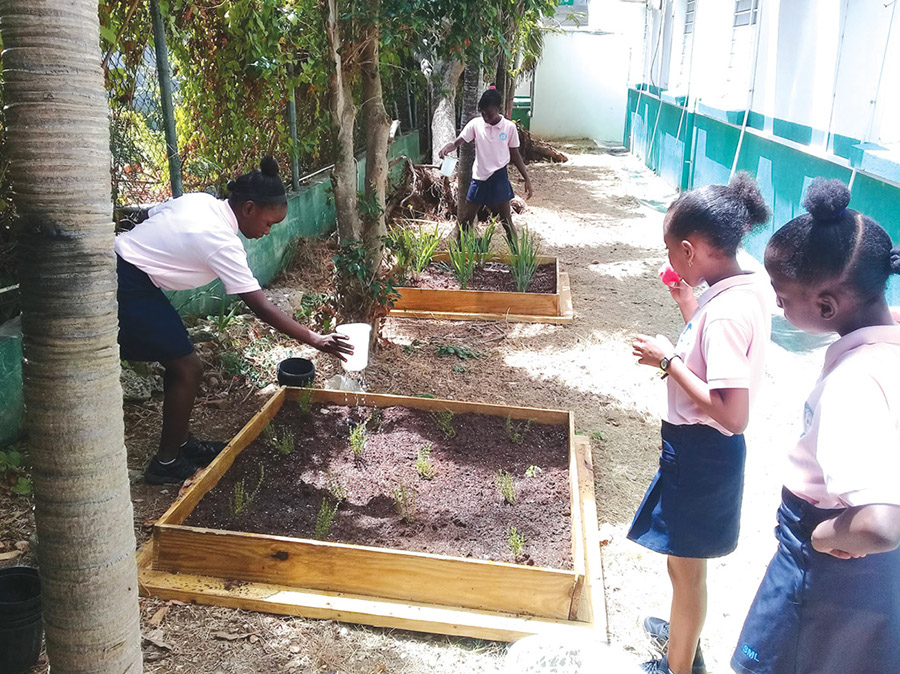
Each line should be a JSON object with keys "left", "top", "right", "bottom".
{"left": 0, "top": 567, "right": 42, "bottom": 674}
{"left": 276, "top": 358, "right": 316, "bottom": 387}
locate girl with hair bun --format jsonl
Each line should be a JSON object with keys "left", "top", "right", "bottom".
{"left": 631, "top": 172, "right": 773, "bottom": 674}
{"left": 115, "top": 157, "right": 352, "bottom": 485}
{"left": 732, "top": 178, "right": 900, "bottom": 674}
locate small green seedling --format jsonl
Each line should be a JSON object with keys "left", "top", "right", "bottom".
{"left": 391, "top": 484, "right": 417, "bottom": 522}
{"left": 496, "top": 469, "right": 517, "bottom": 505}
{"left": 350, "top": 420, "right": 368, "bottom": 459}
{"left": 452, "top": 363, "right": 466, "bottom": 374}
{"left": 314, "top": 497, "right": 340, "bottom": 539}
{"left": 416, "top": 444, "right": 436, "bottom": 480}
{"left": 506, "top": 526, "right": 525, "bottom": 557}
{"left": 434, "top": 343, "right": 483, "bottom": 360}
{"left": 326, "top": 472, "right": 348, "bottom": 502}
{"left": 0, "top": 449, "right": 31, "bottom": 496}
{"left": 296, "top": 386, "right": 314, "bottom": 413}
{"left": 506, "top": 417, "right": 533, "bottom": 445}
{"left": 525, "top": 465, "right": 543, "bottom": 478}
{"left": 263, "top": 424, "right": 295, "bottom": 455}
{"left": 432, "top": 410, "right": 456, "bottom": 439}
{"left": 231, "top": 465, "right": 265, "bottom": 517}
{"left": 591, "top": 430, "right": 605, "bottom": 442}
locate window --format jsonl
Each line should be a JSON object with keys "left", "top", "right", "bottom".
{"left": 733, "top": 0, "right": 759, "bottom": 27}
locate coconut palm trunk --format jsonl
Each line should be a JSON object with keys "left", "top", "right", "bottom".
{"left": 0, "top": 1, "right": 143, "bottom": 672}
{"left": 457, "top": 63, "right": 481, "bottom": 220}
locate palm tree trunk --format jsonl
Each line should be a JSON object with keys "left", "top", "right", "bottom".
{"left": 457, "top": 63, "right": 481, "bottom": 220}
{"left": 0, "top": 1, "right": 143, "bottom": 672}
{"left": 429, "top": 59, "right": 464, "bottom": 163}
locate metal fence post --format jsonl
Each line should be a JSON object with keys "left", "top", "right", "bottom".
{"left": 150, "top": 0, "right": 183, "bottom": 198}
{"left": 287, "top": 69, "right": 301, "bottom": 192}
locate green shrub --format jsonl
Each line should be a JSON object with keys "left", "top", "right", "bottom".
{"left": 507, "top": 227, "right": 540, "bottom": 292}
{"left": 315, "top": 497, "right": 340, "bottom": 539}
{"left": 350, "top": 420, "right": 368, "bottom": 459}
{"left": 506, "top": 526, "right": 525, "bottom": 557}
{"left": 496, "top": 469, "right": 517, "bottom": 505}
{"left": 506, "top": 417, "right": 533, "bottom": 445}
{"left": 448, "top": 228, "right": 478, "bottom": 289}
{"left": 416, "top": 444, "right": 436, "bottom": 480}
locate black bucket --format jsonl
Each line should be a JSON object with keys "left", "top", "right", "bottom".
{"left": 277, "top": 358, "right": 315, "bottom": 387}
{"left": 0, "top": 567, "right": 42, "bottom": 674}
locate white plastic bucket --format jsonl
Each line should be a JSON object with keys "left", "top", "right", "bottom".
{"left": 439, "top": 156, "right": 458, "bottom": 177}
{"left": 335, "top": 323, "right": 372, "bottom": 371}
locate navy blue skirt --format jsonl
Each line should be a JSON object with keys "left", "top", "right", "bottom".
{"left": 627, "top": 421, "right": 747, "bottom": 558}
{"left": 732, "top": 488, "right": 900, "bottom": 673}
{"left": 117, "top": 255, "right": 194, "bottom": 363}
{"left": 466, "top": 166, "right": 515, "bottom": 206}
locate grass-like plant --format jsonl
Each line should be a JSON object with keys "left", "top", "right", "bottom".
{"left": 263, "top": 424, "right": 295, "bottom": 455}
{"left": 506, "top": 417, "right": 533, "bottom": 445}
{"left": 434, "top": 343, "right": 483, "bottom": 360}
{"left": 391, "top": 483, "right": 417, "bottom": 522}
{"left": 525, "top": 465, "right": 543, "bottom": 478}
{"left": 314, "top": 497, "right": 340, "bottom": 539}
{"left": 431, "top": 409, "right": 456, "bottom": 439}
{"left": 231, "top": 465, "right": 265, "bottom": 517}
{"left": 350, "top": 420, "right": 368, "bottom": 459}
{"left": 472, "top": 221, "right": 495, "bottom": 268}
{"left": 496, "top": 469, "right": 517, "bottom": 505}
{"left": 296, "top": 386, "right": 314, "bottom": 413}
{"left": 416, "top": 444, "right": 436, "bottom": 480}
{"left": 507, "top": 227, "right": 539, "bottom": 292}
{"left": 448, "top": 228, "right": 477, "bottom": 289}
{"left": 386, "top": 222, "right": 442, "bottom": 281}
{"left": 506, "top": 526, "right": 525, "bottom": 558}
{"left": 325, "top": 472, "right": 348, "bottom": 502}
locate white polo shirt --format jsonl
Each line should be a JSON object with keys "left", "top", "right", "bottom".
{"left": 784, "top": 325, "right": 900, "bottom": 509}
{"left": 665, "top": 273, "right": 772, "bottom": 435}
{"left": 115, "top": 193, "right": 262, "bottom": 295}
{"left": 458, "top": 115, "right": 520, "bottom": 181}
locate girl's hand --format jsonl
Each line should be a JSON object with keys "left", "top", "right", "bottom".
{"left": 632, "top": 334, "right": 675, "bottom": 368}
{"left": 523, "top": 178, "right": 533, "bottom": 200}
{"left": 438, "top": 143, "right": 455, "bottom": 160}
{"left": 668, "top": 279, "right": 695, "bottom": 306}
{"left": 811, "top": 520, "right": 868, "bottom": 559}
{"left": 312, "top": 333, "right": 354, "bottom": 361}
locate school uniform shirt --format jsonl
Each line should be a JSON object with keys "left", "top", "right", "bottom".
{"left": 457, "top": 115, "right": 520, "bottom": 181}
{"left": 783, "top": 325, "right": 900, "bottom": 510}
{"left": 115, "top": 192, "right": 262, "bottom": 295}
{"left": 665, "top": 273, "right": 771, "bottom": 436}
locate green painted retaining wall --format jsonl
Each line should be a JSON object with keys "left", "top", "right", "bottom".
{"left": 0, "top": 132, "right": 422, "bottom": 447}
{"left": 625, "top": 88, "right": 900, "bottom": 306}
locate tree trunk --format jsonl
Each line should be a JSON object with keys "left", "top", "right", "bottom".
{"left": 320, "top": 0, "right": 361, "bottom": 242}
{"left": 0, "top": 1, "right": 143, "bottom": 672}
{"left": 360, "top": 19, "right": 391, "bottom": 253}
{"left": 429, "top": 59, "right": 464, "bottom": 163}
{"left": 457, "top": 63, "right": 480, "bottom": 220}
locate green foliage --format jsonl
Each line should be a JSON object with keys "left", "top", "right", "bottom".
{"left": 505, "top": 417, "right": 533, "bottom": 445}
{"left": 294, "top": 292, "right": 336, "bottom": 334}
{"left": 525, "top": 465, "right": 543, "bottom": 478}
{"left": 472, "top": 222, "right": 496, "bottom": 268}
{"left": 391, "top": 483, "right": 417, "bottom": 522}
{"left": 434, "top": 343, "right": 483, "bottom": 360}
{"left": 296, "top": 386, "right": 315, "bottom": 414}
{"left": 402, "top": 339, "right": 422, "bottom": 355}
{"left": 333, "top": 240, "right": 397, "bottom": 324}
{"left": 386, "top": 222, "right": 442, "bottom": 281}
{"left": 208, "top": 297, "right": 240, "bottom": 334}
{"left": 448, "top": 228, "right": 478, "bottom": 290}
{"left": 314, "top": 497, "right": 340, "bottom": 539}
{"left": 231, "top": 465, "right": 265, "bottom": 517}
{"left": 220, "top": 351, "right": 246, "bottom": 379}
{"left": 506, "top": 526, "right": 525, "bottom": 557}
{"left": 349, "top": 420, "right": 368, "bottom": 459}
{"left": 432, "top": 410, "right": 456, "bottom": 439}
{"left": 507, "top": 227, "right": 540, "bottom": 292}
{"left": 0, "top": 448, "right": 31, "bottom": 497}
{"left": 496, "top": 469, "right": 517, "bottom": 505}
{"left": 591, "top": 430, "right": 604, "bottom": 442}
{"left": 366, "top": 408, "right": 384, "bottom": 434}
{"left": 416, "top": 444, "right": 436, "bottom": 480}
{"left": 326, "top": 472, "right": 348, "bottom": 502}
{"left": 263, "top": 424, "right": 294, "bottom": 454}
{"left": 452, "top": 363, "right": 466, "bottom": 374}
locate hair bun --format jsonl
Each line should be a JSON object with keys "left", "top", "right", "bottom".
{"left": 802, "top": 178, "right": 850, "bottom": 223}
{"left": 260, "top": 156, "right": 280, "bottom": 177}
{"left": 891, "top": 245, "right": 900, "bottom": 275}
{"left": 226, "top": 179, "right": 237, "bottom": 191}
{"left": 728, "top": 171, "right": 770, "bottom": 228}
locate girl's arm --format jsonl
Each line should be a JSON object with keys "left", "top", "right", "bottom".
{"left": 439, "top": 138, "right": 463, "bottom": 159}
{"left": 632, "top": 335, "right": 750, "bottom": 434}
{"left": 509, "top": 148, "right": 533, "bottom": 199}
{"left": 812, "top": 503, "right": 900, "bottom": 558}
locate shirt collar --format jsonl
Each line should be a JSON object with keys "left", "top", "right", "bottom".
{"left": 823, "top": 324, "right": 900, "bottom": 374}
{"left": 696, "top": 272, "right": 761, "bottom": 310}
{"left": 217, "top": 199, "right": 240, "bottom": 234}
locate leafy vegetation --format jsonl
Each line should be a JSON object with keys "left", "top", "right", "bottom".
{"left": 506, "top": 526, "right": 525, "bottom": 557}
{"left": 386, "top": 222, "right": 442, "bottom": 282}
{"left": 448, "top": 228, "right": 478, "bottom": 290}
{"left": 391, "top": 483, "right": 417, "bottom": 522}
{"left": 495, "top": 469, "right": 517, "bottom": 505}
{"left": 525, "top": 465, "right": 543, "bottom": 478}
{"left": 507, "top": 227, "right": 540, "bottom": 292}
{"left": 296, "top": 386, "right": 314, "bottom": 414}
{"left": 231, "top": 465, "right": 265, "bottom": 517}
{"left": 434, "top": 343, "right": 483, "bottom": 360}
{"left": 415, "top": 444, "right": 436, "bottom": 480}
{"left": 431, "top": 409, "right": 456, "bottom": 439}
{"left": 314, "top": 497, "right": 340, "bottom": 539}
{"left": 0, "top": 448, "right": 31, "bottom": 496}
{"left": 349, "top": 420, "right": 368, "bottom": 459}
{"left": 326, "top": 472, "right": 348, "bottom": 502}
{"left": 505, "top": 417, "right": 533, "bottom": 445}
{"left": 332, "top": 240, "right": 398, "bottom": 325}
{"left": 472, "top": 222, "right": 495, "bottom": 268}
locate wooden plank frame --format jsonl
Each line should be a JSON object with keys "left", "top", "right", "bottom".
{"left": 389, "top": 253, "right": 575, "bottom": 324}
{"left": 137, "top": 388, "right": 603, "bottom": 642}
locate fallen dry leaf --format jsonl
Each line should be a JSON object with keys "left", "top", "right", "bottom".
{"left": 148, "top": 606, "right": 169, "bottom": 627}
{"left": 143, "top": 629, "right": 172, "bottom": 650}
{"left": 166, "top": 599, "right": 188, "bottom": 606}
{"left": 211, "top": 631, "right": 254, "bottom": 641}
{"left": 14, "top": 541, "right": 29, "bottom": 551}
{"left": 0, "top": 550, "right": 22, "bottom": 561}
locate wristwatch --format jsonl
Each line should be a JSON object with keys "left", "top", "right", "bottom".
{"left": 659, "top": 354, "right": 681, "bottom": 378}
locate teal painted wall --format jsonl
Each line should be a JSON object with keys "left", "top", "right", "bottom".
{"left": 0, "top": 132, "right": 422, "bottom": 446}
{"left": 625, "top": 89, "right": 900, "bottom": 305}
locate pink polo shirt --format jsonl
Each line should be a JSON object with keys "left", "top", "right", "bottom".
{"left": 784, "top": 325, "right": 900, "bottom": 509}
{"left": 115, "top": 193, "right": 262, "bottom": 295}
{"left": 665, "top": 273, "right": 772, "bottom": 435}
{"left": 458, "top": 115, "right": 520, "bottom": 181}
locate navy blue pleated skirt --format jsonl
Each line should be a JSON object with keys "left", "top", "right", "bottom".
{"left": 466, "top": 166, "right": 515, "bottom": 206}
{"left": 627, "top": 421, "right": 747, "bottom": 558}
{"left": 117, "top": 255, "right": 194, "bottom": 363}
{"left": 732, "top": 488, "right": 900, "bottom": 673}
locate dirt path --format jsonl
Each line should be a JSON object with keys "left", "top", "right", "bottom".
{"left": 9, "top": 141, "right": 829, "bottom": 673}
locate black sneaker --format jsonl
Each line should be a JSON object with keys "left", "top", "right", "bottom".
{"left": 180, "top": 436, "right": 227, "bottom": 466}
{"left": 641, "top": 617, "right": 707, "bottom": 674}
{"left": 144, "top": 456, "right": 199, "bottom": 485}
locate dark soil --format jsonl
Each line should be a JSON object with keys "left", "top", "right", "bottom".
{"left": 404, "top": 262, "right": 557, "bottom": 294}
{"left": 186, "top": 404, "right": 573, "bottom": 569}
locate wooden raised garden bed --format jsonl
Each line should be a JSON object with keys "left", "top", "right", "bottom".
{"left": 136, "top": 388, "right": 603, "bottom": 641}
{"left": 389, "top": 253, "right": 574, "bottom": 324}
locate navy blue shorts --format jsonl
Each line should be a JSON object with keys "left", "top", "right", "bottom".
{"left": 466, "top": 166, "right": 515, "bottom": 206}
{"left": 732, "top": 488, "right": 900, "bottom": 673}
{"left": 117, "top": 255, "right": 194, "bottom": 363}
{"left": 627, "top": 421, "right": 746, "bottom": 558}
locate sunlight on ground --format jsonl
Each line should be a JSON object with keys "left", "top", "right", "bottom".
{"left": 588, "top": 258, "right": 658, "bottom": 280}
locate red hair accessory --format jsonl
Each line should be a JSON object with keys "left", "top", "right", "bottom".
{"left": 489, "top": 85, "right": 496, "bottom": 89}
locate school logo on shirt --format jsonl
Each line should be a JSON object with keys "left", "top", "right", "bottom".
{"left": 499, "top": 132, "right": 508, "bottom": 141}
{"left": 801, "top": 402, "right": 814, "bottom": 436}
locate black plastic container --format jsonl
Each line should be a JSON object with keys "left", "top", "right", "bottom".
{"left": 276, "top": 358, "right": 316, "bottom": 387}
{"left": 0, "top": 567, "right": 42, "bottom": 674}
